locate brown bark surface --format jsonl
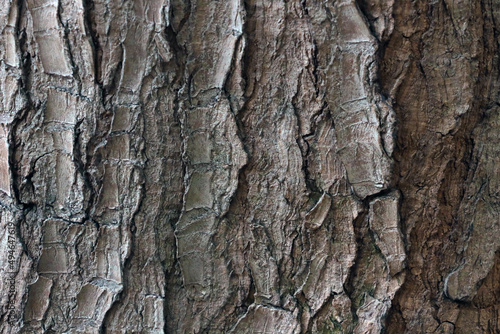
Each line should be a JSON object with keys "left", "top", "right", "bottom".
{"left": 0, "top": 0, "right": 498, "bottom": 333}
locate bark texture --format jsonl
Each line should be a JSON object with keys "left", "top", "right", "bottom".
{"left": 0, "top": 0, "right": 499, "bottom": 333}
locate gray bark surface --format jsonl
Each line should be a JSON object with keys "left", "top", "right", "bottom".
{"left": 0, "top": 0, "right": 499, "bottom": 333}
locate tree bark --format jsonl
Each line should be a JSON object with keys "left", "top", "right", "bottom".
{"left": 0, "top": 0, "right": 499, "bottom": 333}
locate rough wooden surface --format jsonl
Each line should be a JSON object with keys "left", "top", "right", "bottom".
{"left": 0, "top": 0, "right": 499, "bottom": 333}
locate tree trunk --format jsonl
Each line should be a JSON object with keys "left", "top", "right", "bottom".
{"left": 0, "top": 0, "right": 499, "bottom": 333}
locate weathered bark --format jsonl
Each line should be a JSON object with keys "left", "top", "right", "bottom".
{"left": 0, "top": 0, "right": 499, "bottom": 333}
